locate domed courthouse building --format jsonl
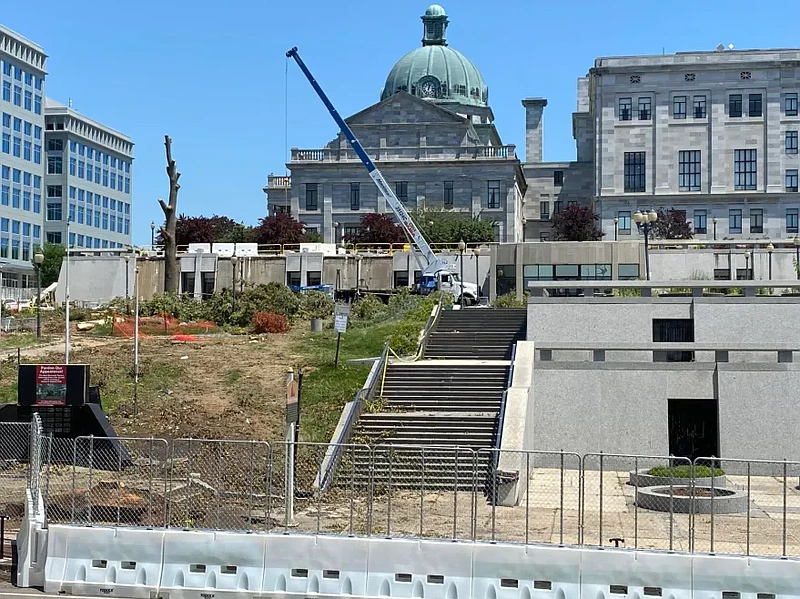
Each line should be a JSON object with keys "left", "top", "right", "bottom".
{"left": 266, "top": 5, "right": 531, "bottom": 243}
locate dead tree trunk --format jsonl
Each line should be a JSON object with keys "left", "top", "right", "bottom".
{"left": 159, "top": 135, "right": 181, "bottom": 294}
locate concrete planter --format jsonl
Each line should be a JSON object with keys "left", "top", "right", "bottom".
{"left": 635, "top": 486, "right": 748, "bottom": 514}
{"left": 628, "top": 469, "right": 727, "bottom": 488}
{"left": 310, "top": 318, "right": 323, "bottom": 332}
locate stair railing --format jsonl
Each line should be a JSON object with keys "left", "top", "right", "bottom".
{"left": 386, "top": 290, "right": 447, "bottom": 365}
{"left": 488, "top": 342, "right": 517, "bottom": 503}
{"left": 317, "top": 340, "right": 390, "bottom": 493}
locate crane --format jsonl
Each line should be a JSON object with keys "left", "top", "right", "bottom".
{"left": 286, "top": 46, "right": 451, "bottom": 281}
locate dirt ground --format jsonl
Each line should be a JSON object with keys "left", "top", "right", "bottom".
{"left": 1, "top": 330, "right": 306, "bottom": 442}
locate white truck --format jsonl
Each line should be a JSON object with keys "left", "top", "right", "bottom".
{"left": 286, "top": 47, "right": 478, "bottom": 306}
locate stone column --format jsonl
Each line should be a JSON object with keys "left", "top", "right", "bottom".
{"left": 522, "top": 98, "right": 548, "bottom": 163}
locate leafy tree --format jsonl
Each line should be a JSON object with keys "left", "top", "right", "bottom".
{"left": 551, "top": 205, "right": 604, "bottom": 241}
{"left": 157, "top": 214, "right": 256, "bottom": 246}
{"left": 410, "top": 206, "right": 496, "bottom": 244}
{"left": 345, "top": 213, "right": 407, "bottom": 245}
{"left": 34, "top": 243, "right": 66, "bottom": 287}
{"left": 650, "top": 208, "right": 694, "bottom": 240}
{"left": 250, "top": 213, "right": 307, "bottom": 246}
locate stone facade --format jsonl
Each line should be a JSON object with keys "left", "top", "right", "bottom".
{"left": 269, "top": 92, "right": 525, "bottom": 243}
{"left": 592, "top": 49, "right": 800, "bottom": 241}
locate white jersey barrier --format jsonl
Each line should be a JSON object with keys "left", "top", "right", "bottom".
{"left": 34, "top": 525, "right": 800, "bottom": 599}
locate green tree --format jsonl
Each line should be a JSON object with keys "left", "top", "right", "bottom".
{"left": 34, "top": 243, "right": 66, "bottom": 287}
{"left": 649, "top": 208, "right": 693, "bottom": 240}
{"left": 410, "top": 206, "right": 496, "bottom": 244}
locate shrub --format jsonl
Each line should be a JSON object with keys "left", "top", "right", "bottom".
{"left": 298, "top": 290, "right": 334, "bottom": 320}
{"left": 388, "top": 320, "right": 423, "bottom": 357}
{"left": 493, "top": 291, "right": 526, "bottom": 308}
{"left": 232, "top": 282, "right": 300, "bottom": 326}
{"left": 647, "top": 465, "right": 724, "bottom": 478}
{"left": 388, "top": 287, "right": 418, "bottom": 313}
{"left": 251, "top": 311, "right": 290, "bottom": 334}
{"left": 350, "top": 294, "right": 387, "bottom": 322}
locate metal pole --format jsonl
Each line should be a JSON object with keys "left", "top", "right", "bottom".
{"left": 133, "top": 265, "right": 140, "bottom": 420}
{"left": 769, "top": 251, "right": 773, "bottom": 280}
{"left": 796, "top": 245, "right": 800, "bottom": 280}
{"left": 334, "top": 332, "right": 342, "bottom": 368}
{"left": 36, "top": 264, "right": 41, "bottom": 338}
{"left": 644, "top": 224, "right": 651, "bottom": 281}
{"left": 65, "top": 234, "right": 70, "bottom": 364}
{"left": 459, "top": 248, "right": 465, "bottom": 308}
{"left": 475, "top": 253, "right": 480, "bottom": 301}
{"left": 284, "top": 369, "right": 295, "bottom": 526}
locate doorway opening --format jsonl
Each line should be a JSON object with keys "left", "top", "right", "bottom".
{"left": 668, "top": 398, "right": 719, "bottom": 462}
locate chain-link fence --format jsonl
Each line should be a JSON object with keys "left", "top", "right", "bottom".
{"left": 12, "top": 429, "right": 800, "bottom": 559}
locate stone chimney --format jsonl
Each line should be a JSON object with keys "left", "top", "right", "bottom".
{"left": 521, "top": 98, "right": 547, "bottom": 163}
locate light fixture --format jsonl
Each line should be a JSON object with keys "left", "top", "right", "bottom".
{"left": 633, "top": 210, "right": 644, "bottom": 224}
{"left": 458, "top": 239, "right": 466, "bottom": 252}
{"left": 33, "top": 251, "right": 44, "bottom": 265}
{"left": 794, "top": 236, "right": 800, "bottom": 247}
{"left": 744, "top": 250, "right": 751, "bottom": 259}
{"left": 648, "top": 210, "right": 658, "bottom": 223}
{"left": 613, "top": 217, "right": 619, "bottom": 224}
{"left": 767, "top": 242, "right": 775, "bottom": 253}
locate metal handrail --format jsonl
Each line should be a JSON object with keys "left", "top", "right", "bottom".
{"left": 492, "top": 342, "right": 517, "bottom": 458}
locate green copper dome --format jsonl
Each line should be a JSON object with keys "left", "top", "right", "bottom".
{"left": 381, "top": 6, "right": 489, "bottom": 108}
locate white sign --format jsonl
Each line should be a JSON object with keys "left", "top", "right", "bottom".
{"left": 334, "top": 303, "right": 350, "bottom": 333}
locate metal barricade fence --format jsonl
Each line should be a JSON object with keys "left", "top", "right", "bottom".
{"left": 0, "top": 421, "right": 32, "bottom": 528}
{"left": 581, "top": 453, "right": 693, "bottom": 552}
{"left": 28, "top": 415, "right": 43, "bottom": 513}
{"left": 691, "top": 456, "right": 800, "bottom": 557}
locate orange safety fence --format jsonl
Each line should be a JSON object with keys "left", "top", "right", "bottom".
{"left": 111, "top": 313, "right": 218, "bottom": 341}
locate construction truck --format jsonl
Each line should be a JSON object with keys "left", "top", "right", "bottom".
{"left": 286, "top": 47, "right": 478, "bottom": 306}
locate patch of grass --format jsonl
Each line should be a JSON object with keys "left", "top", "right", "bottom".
{"left": 647, "top": 465, "right": 724, "bottom": 478}
{"left": 224, "top": 368, "right": 244, "bottom": 385}
{"left": 0, "top": 333, "right": 53, "bottom": 350}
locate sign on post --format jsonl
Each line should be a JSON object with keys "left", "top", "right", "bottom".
{"left": 334, "top": 303, "right": 350, "bottom": 333}
{"left": 286, "top": 379, "right": 299, "bottom": 425}
{"left": 35, "top": 365, "right": 67, "bottom": 406}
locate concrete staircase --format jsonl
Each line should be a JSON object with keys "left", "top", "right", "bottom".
{"left": 424, "top": 308, "right": 527, "bottom": 359}
{"left": 345, "top": 308, "right": 526, "bottom": 490}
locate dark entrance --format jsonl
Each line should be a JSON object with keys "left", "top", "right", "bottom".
{"left": 653, "top": 318, "right": 694, "bottom": 362}
{"left": 668, "top": 398, "right": 719, "bottom": 461}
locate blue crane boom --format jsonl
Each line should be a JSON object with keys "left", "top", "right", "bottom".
{"left": 286, "top": 46, "right": 449, "bottom": 277}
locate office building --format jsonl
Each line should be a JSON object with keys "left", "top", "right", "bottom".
{"left": 44, "top": 99, "right": 133, "bottom": 250}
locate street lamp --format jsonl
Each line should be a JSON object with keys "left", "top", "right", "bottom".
{"left": 744, "top": 250, "right": 751, "bottom": 280}
{"left": 355, "top": 254, "right": 363, "bottom": 294}
{"left": 150, "top": 221, "right": 155, "bottom": 248}
{"left": 767, "top": 242, "right": 775, "bottom": 281}
{"left": 712, "top": 217, "right": 717, "bottom": 241}
{"left": 333, "top": 221, "right": 339, "bottom": 245}
{"left": 124, "top": 254, "right": 131, "bottom": 314}
{"left": 794, "top": 236, "right": 800, "bottom": 280}
{"left": 474, "top": 247, "right": 481, "bottom": 302}
{"left": 633, "top": 209, "right": 658, "bottom": 281}
{"left": 33, "top": 250, "right": 44, "bottom": 338}
{"left": 231, "top": 256, "right": 238, "bottom": 312}
{"left": 457, "top": 238, "right": 466, "bottom": 308}
{"left": 613, "top": 217, "right": 619, "bottom": 241}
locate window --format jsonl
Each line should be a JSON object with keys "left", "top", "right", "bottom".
{"left": 734, "top": 149, "right": 757, "bottom": 190}
{"left": 673, "top": 96, "right": 687, "bottom": 119}
{"left": 750, "top": 209, "right": 763, "bottom": 234}
{"left": 47, "top": 185, "right": 62, "bottom": 198}
{"left": 12, "top": 136, "right": 20, "bottom": 157}
{"left": 749, "top": 93, "right": 762, "bottom": 117}
{"left": 47, "top": 203, "right": 62, "bottom": 221}
{"left": 395, "top": 181, "right": 408, "bottom": 202}
{"left": 1, "top": 62, "right": 8, "bottom": 76}
{"left": 69, "top": 187, "right": 75, "bottom": 200}
{"left": 787, "top": 169, "right": 799, "bottom": 192}
{"left": 1, "top": 113, "right": 8, "bottom": 128}
{"left": 33, "top": 175, "right": 40, "bottom": 189}
{"left": 787, "top": 93, "right": 799, "bottom": 117}
{"left": 95, "top": 166, "right": 101, "bottom": 184}
{"left": 638, "top": 97, "right": 651, "bottom": 120}
{"left": 540, "top": 201, "right": 549, "bottom": 220}
{"left": 553, "top": 200, "right": 562, "bottom": 214}
{"left": 619, "top": 97, "right": 632, "bottom": 121}
{"left": 47, "top": 156, "right": 62, "bottom": 174}
{"left": 13, "top": 85, "right": 21, "bottom": 106}
{"left": 729, "top": 209, "right": 742, "bottom": 234}
{"left": 568, "top": 200, "right": 578, "bottom": 206}
{"left": 787, "top": 131, "right": 798, "bottom": 154}
{"left": 33, "top": 225, "right": 40, "bottom": 239}
{"left": 488, "top": 180, "right": 501, "bottom": 208}
{"left": 12, "top": 169, "right": 19, "bottom": 183}
{"left": 69, "top": 204, "right": 76, "bottom": 222}
{"left": 554, "top": 170, "right": 564, "bottom": 186}
{"left": 23, "top": 141, "right": 30, "bottom": 161}
{"left": 33, "top": 193, "right": 40, "bottom": 213}
{"left": 302, "top": 183, "right": 318, "bottom": 210}
{"left": 729, "top": 94, "right": 743, "bottom": 117}
{"left": 13, "top": 67, "right": 20, "bottom": 81}
{"left": 0, "top": 166, "right": 6, "bottom": 179}
{"left": 678, "top": 150, "right": 701, "bottom": 191}
{"left": 94, "top": 210, "right": 100, "bottom": 227}
{"left": 1, "top": 133, "right": 7, "bottom": 153}
{"left": 443, "top": 181, "right": 453, "bottom": 206}
{"left": 69, "top": 157, "right": 76, "bottom": 175}
{"left": 110, "top": 214, "right": 116, "bottom": 231}
{"left": 34, "top": 126, "right": 40, "bottom": 140}
{"left": 693, "top": 95, "right": 707, "bottom": 118}
{"left": 34, "top": 95, "right": 41, "bottom": 115}
{"left": 23, "top": 90, "right": 31, "bottom": 111}
{"left": 23, "top": 122, "right": 30, "bottom": 136}
{"left": 0, "top": 185, "right": 7, "bottom": 206}
{"left": 48, "top": 139, "right": 63, "bottom": 152}
{"left": 22, "top": 191, "right": 29, "bottom": 211}
{"left": 693, "top": 210, "right": 707, "bottom": 234}
{"left": 1, "top": 81, "right": 9, "bottom": 102}
{"left": 623, "top": 152, "right": 646, "bottom": 192}
{"left": 33, "top": 144, "right": 40, "bottom": 164}
{"left": 11, "top": 189, "right": 19, "bottom": 208}
{"left": 618, "top": 210, "right": 631, "bottom": 233}
{"left": 102, "top": 213, "right": 109, "bottom": 229}
{"left": 12, "top": 118, "right": 20, "bottom": 132}
{"left": 350, "top": 182, "right": 360, "bottom": 210}
{"left": 787, "top": 208, "right": 799, "bottom": 233}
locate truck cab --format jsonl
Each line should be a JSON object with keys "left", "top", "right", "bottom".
{"left": 418, "top": 271, "right": 478, "bottom": 305}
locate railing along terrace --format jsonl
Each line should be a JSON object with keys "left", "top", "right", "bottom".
{"left": 535, "top": 342, "right": 800, "bottom": 364}
{"left": 527, "top": 279, "right": 800, "bottom": 297}
{"left": 290, "top": 145, "right": 517, "bottom": 162}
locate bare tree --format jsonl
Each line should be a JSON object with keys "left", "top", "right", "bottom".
{"left": 159, "top": 135, "right": 181, "bottom": 293}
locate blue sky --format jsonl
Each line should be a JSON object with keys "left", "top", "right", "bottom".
{"left": 2, "top": 0, "right": 795, "bottom": 244}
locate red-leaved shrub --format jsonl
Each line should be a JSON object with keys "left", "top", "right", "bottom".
{"left": 252, "top": 311, "right": 290, "bottom": 334}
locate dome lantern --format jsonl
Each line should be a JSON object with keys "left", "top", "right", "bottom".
{"left": 422, "top": 5, "right": 448, "bottom": 46}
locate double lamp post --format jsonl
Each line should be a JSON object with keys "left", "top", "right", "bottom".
{"left": 633, "top": 209, "right": 658, "bottom": 281}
